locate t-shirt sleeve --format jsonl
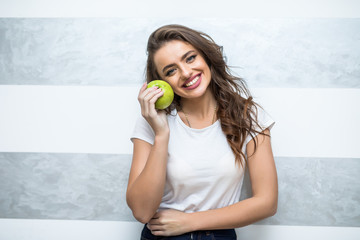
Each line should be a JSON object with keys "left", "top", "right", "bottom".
{"left": 130, "top": 114, "right": 155, "bottom": 145}
{"left": 245, "top": 106, "right": 275, "bottom": 146}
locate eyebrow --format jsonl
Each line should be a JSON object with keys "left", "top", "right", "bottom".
{"left": 162, "top": 50, "right": 196, "bottom": 74}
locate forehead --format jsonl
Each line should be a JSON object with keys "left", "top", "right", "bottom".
{"left": 153, "top": 40, "right": 196, "bottom": 67}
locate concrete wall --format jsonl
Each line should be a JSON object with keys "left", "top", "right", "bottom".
{"left": 0, "top": 1, "right": 359, "bottom": 239}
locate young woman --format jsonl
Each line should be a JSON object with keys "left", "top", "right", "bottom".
{"left": 126, "top": 24, "right": 278, "bottom": 240}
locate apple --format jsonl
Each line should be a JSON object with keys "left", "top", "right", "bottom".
{"left": 147, "top": 80, "right": 174, "bottom": 109}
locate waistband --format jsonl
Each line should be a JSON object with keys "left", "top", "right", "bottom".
{"left": 141, "top": 224, "right": 236, "bottom": 239}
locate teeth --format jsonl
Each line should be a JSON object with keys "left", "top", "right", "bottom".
{"left": 185, "top": 76, "right": 200, "bottom": 87}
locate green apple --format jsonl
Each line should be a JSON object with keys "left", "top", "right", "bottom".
{"left": 147, "top": 80, "right": 174, "bottom": 109}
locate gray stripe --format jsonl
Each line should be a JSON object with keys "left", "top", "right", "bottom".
{"left": 241, "top": 157, "right": 360, "bottom": 227}
{"left": 0, "top": 18, "right": 359, "bottom": 88}
{"left": 0, "top": 152, "right": 135, "bottom": 221}
{"left": 0, "top": 153, "right": 359, "bottom": 227}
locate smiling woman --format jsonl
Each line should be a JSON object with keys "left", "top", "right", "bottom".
{"left": 153, "top": 40, "right": 212, "bottom": 100}
{"left": 126, "top": 24, "right": 278, "bottom": 239}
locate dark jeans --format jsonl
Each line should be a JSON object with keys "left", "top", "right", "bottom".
{"left": 141, "top": 224, "right": 237, "bottom": 240}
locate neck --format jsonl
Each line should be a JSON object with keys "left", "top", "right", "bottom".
{"left": 180, "top": 88, "right": 217, "bottom": 119}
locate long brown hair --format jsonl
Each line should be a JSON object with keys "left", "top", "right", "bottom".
{"left": 146, "top": 24, "right": 267, "bottom": 167}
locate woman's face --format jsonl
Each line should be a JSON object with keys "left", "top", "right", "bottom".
{"left": 153, "top": 40, "right": 212, "bottom": 100}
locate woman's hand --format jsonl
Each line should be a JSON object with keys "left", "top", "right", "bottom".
{"left": 147, "top": 209, "right": 192, "bottom": 236}
{"left": 138, "top": 82, "right": 169, "bottom": 136}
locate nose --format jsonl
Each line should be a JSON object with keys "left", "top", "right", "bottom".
{"left": 179, "top": 64, "right": 192, "bottom": 80}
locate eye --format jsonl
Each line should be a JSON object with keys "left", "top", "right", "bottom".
{"left": 165, "top": 68, "right": 176, "bottom": 77}
{"left": 186, "top": 55, "right": 196, "bottom": 63}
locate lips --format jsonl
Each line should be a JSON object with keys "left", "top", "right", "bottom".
{"left": 182, "top": 74, "right": 201, "bottom": 89}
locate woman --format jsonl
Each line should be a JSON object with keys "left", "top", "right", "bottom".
{"left": 126, "top": 24, "right": 278, "bottom": 239}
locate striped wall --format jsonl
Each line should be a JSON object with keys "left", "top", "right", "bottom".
{"left": 1, "top": 16, "right": 360, "bottom": 239}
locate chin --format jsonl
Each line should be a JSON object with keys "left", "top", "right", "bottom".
{"left": 183, "top": 87, "right": 209, "bottom": 99}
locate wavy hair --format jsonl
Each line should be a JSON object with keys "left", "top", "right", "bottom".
{"left": 146, "top": 24, "right": 267, "bottom": 167}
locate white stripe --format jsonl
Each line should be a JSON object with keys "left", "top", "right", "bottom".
{"left": 0, "top": 0, "right": 359, "bottom": 18}
{"left": 236, "top": 224, "right": 360, "bottom": 240}
{"left": 0, "top": 85, "right": 359, "bottom": 158}
{"left": 252, "top": 88, "right": 360, "bottom": 158}
{"left": 0, "top": 85, "right": 140, "bottom": 155}
{"left": 0, "top": 219, "right": 359, "bottom": 240}
{"left": 0, "top": 219, "right": 143, "bottom": 240}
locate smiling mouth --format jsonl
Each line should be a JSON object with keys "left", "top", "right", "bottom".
{"left": 184, "top": 75, "right": 200, "bottom": 87}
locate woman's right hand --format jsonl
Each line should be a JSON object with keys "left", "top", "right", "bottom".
{"left": 138, "top": 82, "right": 169, "bottom": 136}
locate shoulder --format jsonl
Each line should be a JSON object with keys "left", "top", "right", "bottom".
{"left": 253, "top": 104, "right": 275, "bottom": 131}
{"left": 130, "top": 114, "right": 155, "bottom": 145}
{"left": 244, "top": 104, "right": 275, "bottom": 146}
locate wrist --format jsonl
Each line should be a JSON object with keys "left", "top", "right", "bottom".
{"left": 154, "top": 131, "right": 170, "bottom": 142}
{"left": 187, "top": 212, "right": 198, "bottom": 232}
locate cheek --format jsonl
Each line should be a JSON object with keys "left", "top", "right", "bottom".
{"left": 164, "top": 79, "right": 179, "bottom": 93}
{"left": 196, "top": 60, "right": 210, "bottom": 73}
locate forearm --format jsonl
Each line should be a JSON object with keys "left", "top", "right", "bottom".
{"left": 189, "top": 196, "right": 277, "bottom": 231}
{"left": 127, "top": 134, "right": 169, "bottom": 223}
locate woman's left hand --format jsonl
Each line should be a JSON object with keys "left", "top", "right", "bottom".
{"left": 147, "top": 209, "right": 192, "bottom": 236}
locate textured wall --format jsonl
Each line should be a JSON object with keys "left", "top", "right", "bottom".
{"left": 1, "top": 18, "right": 359, "bottom": 87}
{"left": 0, "top": 153, "right": 134, "bottom": 221}
{"left": 0, "top": 18, "right": 359, "bottom": 230}
{"left": 1, "top": 153, "right": 359, "bottom": 227}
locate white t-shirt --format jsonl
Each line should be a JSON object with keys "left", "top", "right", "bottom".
{"left": 130, "top": 107, "right": 274, "bottom": 213}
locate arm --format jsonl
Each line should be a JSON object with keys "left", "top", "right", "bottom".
{"left": 126, "top": 136, "right": 169, "bottom": 223}
{"left": 147, "top": 128, "right": 278, "bottom": 236}
{"left": 126, "top": 83, "right": 170, "bottom": 223}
